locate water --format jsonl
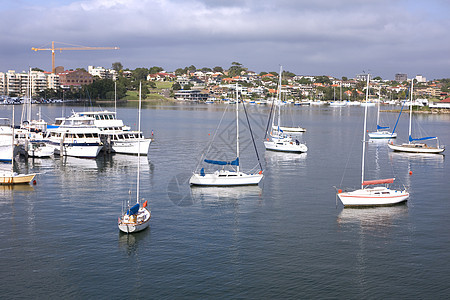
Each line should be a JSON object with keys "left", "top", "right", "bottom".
{"left": 1, "top": 103, "right": 449, "bottom": 298}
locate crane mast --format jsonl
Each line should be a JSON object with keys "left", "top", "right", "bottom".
{"left": 31, "top": 41, "right": 119, "bottom": 73}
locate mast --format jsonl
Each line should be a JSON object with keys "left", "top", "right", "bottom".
{"left": 376, "top": 87, "right": 381, "bottom": 131}
{"left": 408, "top": 80, "right": 414, "bottom": 144}
{"left": 277, "top": 66, "right": 282, "bottom": 129}
{"left": 137, "top": 82, "right": 142, "bottom": 204}
{"left": 114, "top": 81, "right": 117, "bottom": 114}
{"left": 11, "top": 104, "right": 15, "bottom": 173}
{"left": 361, "top": 74, "right": 370, "bottom": 189}
{"left": 235, "top": 83, "right": 240, "bottom": 173}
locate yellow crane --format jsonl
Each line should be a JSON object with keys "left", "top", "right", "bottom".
{"left": 31, "top": 41, "right": 119, "bottom": 73}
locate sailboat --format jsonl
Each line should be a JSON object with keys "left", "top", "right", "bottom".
{"left": 337, "top": 74, "right": 409, "bottom": 207}
{"left": 118, "top": 82, "right": 151, "bottom": 233}
{"left": 189, "top": 84, "right": 263, "bottom": 186}
{"left": 368, "top": 87, "right": 397, "bottom": 139}
{"left": 0, "top": 105, "right": 36, "bottom": 185}
{"left": 388, "top": 81, "right": 445, "bottom": 154}
{"left": 264, "top": 66, "right": 307, "bottom": 153}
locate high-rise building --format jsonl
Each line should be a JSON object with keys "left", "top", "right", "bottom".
{"left": 395, "top": 73, "right": 407, "bottom": 82}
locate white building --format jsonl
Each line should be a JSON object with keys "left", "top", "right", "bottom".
{"left": 415, "top": 74, "right": 427, "bottom": 83}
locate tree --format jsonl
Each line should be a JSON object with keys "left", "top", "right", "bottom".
{"left": 112, "top": 62, "right": 123, "bottom": 72}
{"left": 149, "top": 66, "right": 163, "bottom": 74}
{"left": 213, "top": 66, "right": 223, "bottom": 73}
{"left": 132, "top": 68, "right": 149, "bottom": 81}
{"left": 228, "top": 62, "right": 247, "bottom": 77}
{"left": 200, "top": 67, "right": 212, "bottom": 73}
{"left": 32, "top": 67, "right": 44, "bottom": 72}
{"left": 373, "top": 76, "right": 382, "bottom": 81}
{"left": 175, "top": 68, "right": 185, "bottom": 76}
{"left": 342, "top": 76, "right": 348, "bottom": 81}
{"left": 172, "top": 82, "right": 181, "bottom": 90}
{"left": 282, "top": 70, "right": 296, "bottom": 78}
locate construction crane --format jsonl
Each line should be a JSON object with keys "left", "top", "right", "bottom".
{"left": 31, "top": 41, "right": 119, "bottom": 73}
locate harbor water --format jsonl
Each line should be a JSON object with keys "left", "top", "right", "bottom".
{"left": 1, "top": 103, "right": 449, "bottom": 298}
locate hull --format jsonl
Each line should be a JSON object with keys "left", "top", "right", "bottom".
{"left": 0, "top": 172, "right": 36, "bottom": 185}
{"left": 264, "top": 140, "right": 307, "bottom": 153}
{"left": 110, "top": 139, "right": 151, "bottom": 155}
{"left": 338, "top": 187, "right": 409, "bottom": 207}
{"left": 368, "top": 131, "right": 397, "bottom": 139}
{"left": 190, "top": 171, "right": 263, "bottom": 186}
{"left": 388, "top": 143, "right": 445, "bottom": 154}
{"left": 27, "top": 144, "right": 54, "bottom": 158}
{"left": 272, "top": 125, "right": 306, "bottom": 133}
{"left": 50, "top": 143, "right": 103, "bottom": 158}
{"left": 118, "top": 208, "right": 151, "bottom": 233}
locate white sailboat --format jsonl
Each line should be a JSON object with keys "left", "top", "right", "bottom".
{"left": 0, "top": 105, "right": 36, "bottom": 185}
{"left": 189, "top": 84, "right": 263, "bottom": 186}
{"left": 337, "top": 74, "right": 409, "bottom": 207}
{"left": 388, "top": 81, "right": 445, "bottom": 154}
{"left": 264, "top": 66, "right": 307, "bottom": 153}
{"left": 118, "top": 82, "right": 151, "bottom": 233}
{"left": 368, "top": 87, "right": 397, "bottom": 139}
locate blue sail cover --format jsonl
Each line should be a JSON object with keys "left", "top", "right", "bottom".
{"left": 126, "top": 203, "right": 140, "bottom": 215}
{"left": 409, "top": 135, "right": 436, "bottom": 142}
{"left": 377, "top": 125, "right": 390, "bottom": 130}
{"left": 204, "top": 157, "right": 239, "bottom": 166}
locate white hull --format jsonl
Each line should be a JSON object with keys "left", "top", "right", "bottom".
{"left": 110, "top": 139, "right": 151, "bottom": 155}
{"left": 272, "top": 125, "right": 306, "bottom": 133}
{"left": 338, "top": 187, "right": 409, "bottom": 207}
{"left": 26, "top": 143, "right": 54, "bottom": 157}
{"left": 118, "top": 207, "right": 151, "bottom": 233}
{"left": 388, "top": 142, "right": 445, "bottom": 154}
{"left": 189, "top": 170, "right": 263, "bottom": 186}
{"left": 51, "top": 144, "right": 103, "bottom": 158}
{"left": 329, "top": 101, "right": 347, "bottom": 107}
{"left": 0, "top": 144, "right": 13, "bottom": 162}
{"left": 264, "top": 140, "right": 308, "bottom": 153}
{"left": 368, "top": 131, "right": 397, "bottom": 139}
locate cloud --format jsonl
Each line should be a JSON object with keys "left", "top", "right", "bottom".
{"left": 1, "top": 0, "right": 449, "bottom": 79}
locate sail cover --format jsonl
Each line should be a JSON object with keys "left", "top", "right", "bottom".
{"left": 126, "top": 203, "right": 140, "bottom": 215}
{"left": 362, "top": 178, "right": 394, "bottom": 186}
{"left": 377, "top": 125, "right": 389, "bottom": 130}
{"left": 409, "top": 135, "right": 436, "bottom": 142}
{"left": 204, "top": 157, "right": 239, "bottom": 166}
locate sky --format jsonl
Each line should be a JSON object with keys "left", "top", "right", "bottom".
{"left": 1, "top": 0, "right": 449, "bottom": 80}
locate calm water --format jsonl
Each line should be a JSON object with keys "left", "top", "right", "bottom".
{"left": 1, "top": 103, "right": 449, "bottom": 299}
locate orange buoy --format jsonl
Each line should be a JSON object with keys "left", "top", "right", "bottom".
{"left": 33, "top": 180, "right": 37, "bottom": 185}
{"left": 258, "top": 170, "right": 263, "bottom": 175}
{"left": 409, "top": 171, "right": 413, "bottom": 175}
{"left": 338, "top": 189, "right": 342, "bottom": 194}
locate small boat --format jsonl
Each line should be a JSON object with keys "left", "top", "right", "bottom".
{"left": 0, "top": 106, "right": 36, "bottom": 185}
{"left": 337, "top": 74, "right": 409, "bottom": 207}
{"left": 264, "top": 66, "right": 307, "bottom": 153}
{"left": 190, "top": 84, "right": 263, "bottom": 186}
{"left": 368, "top": 87, "right": 397, "bottom": 139}
{"left": 118, "top": 83, "right": 151, "bottom": 234}
{"left": 388, "top": 81, "right": 445, "bottom": 154}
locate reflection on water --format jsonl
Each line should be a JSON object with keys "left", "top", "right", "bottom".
{"left": 388, "top": 151, "right": 445, "bottom": 164}
{"left": 118, "top": 229, "right": 150, "bottom": 256}
{"left": 0, "top": 184, "right": 34, "bottom": 199}
{"left": 337, "top": 204, "right": 409, "bottom": 231}
{"left": 190, "top": 185, "right": 263, "bottom": 214}
{"left": 264, "top": 151, "right": 307, "bottom": 166}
